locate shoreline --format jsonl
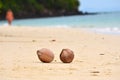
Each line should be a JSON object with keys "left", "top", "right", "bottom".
{"left": 1, "top": 25, "right": 120, "bottom": 35}
{"left": 1, "top": 12, "right": 120, "bottom": 36}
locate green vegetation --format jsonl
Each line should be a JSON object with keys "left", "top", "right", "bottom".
{"left": 0, "top": 0, "right": 80, "bottom": 19}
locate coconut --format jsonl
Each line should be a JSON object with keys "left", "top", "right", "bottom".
{"left": 60, "top": 49, "right": 74, "bottom": 63}
{"left": 37, "top": 48, "right": 54, "bottom": 63}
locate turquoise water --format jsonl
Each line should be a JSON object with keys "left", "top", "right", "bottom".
{"left": 0, "top": 12, "right": 120, "bottom": 34}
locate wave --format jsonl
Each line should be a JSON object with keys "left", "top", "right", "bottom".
{"left": 41, "top": 25, "right": 120, "bottom": 35}
{"left": 1, "top": 22, "right": 120, "bottom": 35}
{"left": 84, "top": 27, "right": 120, "bottom": 35}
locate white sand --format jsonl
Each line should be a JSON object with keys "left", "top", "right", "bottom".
{"left": 0, "top": 26, "right": 120, "bottom": 80}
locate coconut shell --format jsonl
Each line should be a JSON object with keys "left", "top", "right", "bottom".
{"left": 60, "top": 49, "right": 74, "bottom": 63}
{"left": 37, "top": 48, "right": 54, "bottom": 63}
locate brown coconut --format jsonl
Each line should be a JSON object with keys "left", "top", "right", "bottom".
{"left": 60, "top": 49, "right": 74, "bottom": 63}
{"left": 37, "top": 48, "right": 54, "bottom": 63}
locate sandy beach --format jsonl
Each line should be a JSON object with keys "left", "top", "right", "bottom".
{"left": 0, "top": 26, "right": 120, "bottom": 80}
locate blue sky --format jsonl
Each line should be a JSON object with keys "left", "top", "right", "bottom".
{"left": 79, "top": 0, "right": 120, "bottom": 12}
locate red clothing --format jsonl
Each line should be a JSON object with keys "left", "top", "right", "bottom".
{"left": 6, "top": 10, "right": 14, "bottom": 25}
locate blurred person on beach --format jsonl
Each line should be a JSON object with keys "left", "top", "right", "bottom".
{"left": 6, "top": 9, "right": 14, "bottom": 25}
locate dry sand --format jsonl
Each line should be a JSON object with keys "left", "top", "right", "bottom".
{"left": 0, "top": 26, "right": 120, "bottom": 80}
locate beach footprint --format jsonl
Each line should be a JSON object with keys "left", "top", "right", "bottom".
{"left": 90, "top": 70, "right": 100, "bottom": 76}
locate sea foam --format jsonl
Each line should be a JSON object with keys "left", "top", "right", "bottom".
{"left": 88, "top": 27, "right": 120, "bottom": 35}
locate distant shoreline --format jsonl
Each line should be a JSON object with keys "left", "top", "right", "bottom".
{"left": 0, "top": 11, "right": 98, "bottom": 20}
{"left": 1, "top": 11, "right": 120, "bottom": 20}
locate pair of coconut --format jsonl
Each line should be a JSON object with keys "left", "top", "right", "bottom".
{"left": 37, "top": 48, "right": 74, "bottom": 63}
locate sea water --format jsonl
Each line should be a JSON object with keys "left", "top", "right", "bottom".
{"left": 0, "top": 12, "right": 120, "bottom": 34}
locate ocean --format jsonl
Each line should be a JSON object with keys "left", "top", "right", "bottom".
{"left": 0, "top": 12, "right": 120, "bottom": 34}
